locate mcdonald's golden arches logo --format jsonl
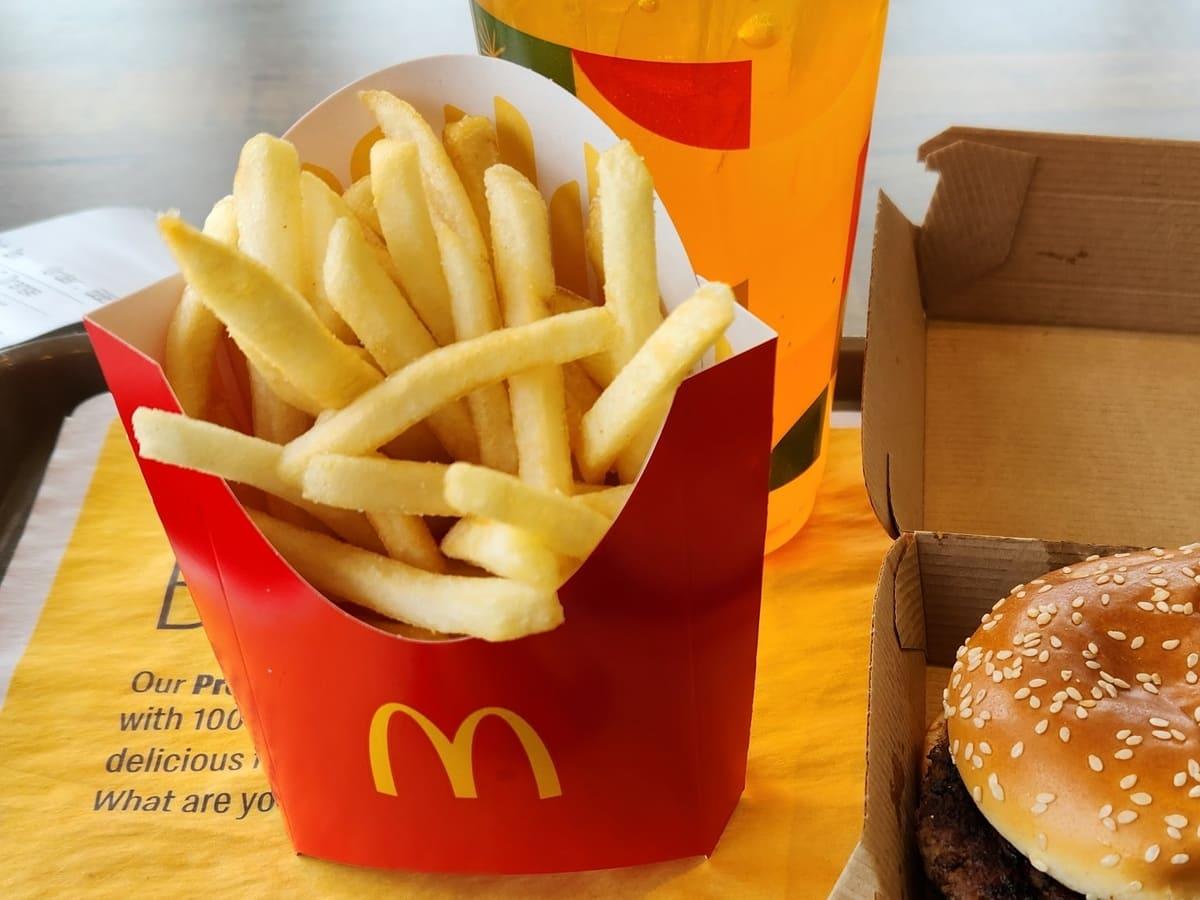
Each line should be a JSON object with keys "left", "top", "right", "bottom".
{"left": 369, "top": 704, "right": 562, "bottom": 799}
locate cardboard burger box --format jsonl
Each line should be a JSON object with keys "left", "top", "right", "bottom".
{"left": 84, "top": 55, "right": 777, "bottom": 874}
{"left": 833, "top": 127, "right": 1200, "bottom": 897}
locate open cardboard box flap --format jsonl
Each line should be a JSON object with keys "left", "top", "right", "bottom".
{"left": 863, "top": 127, "right": 1200, "bottom": 550}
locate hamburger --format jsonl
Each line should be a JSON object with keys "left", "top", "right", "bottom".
{"left": 917, "top": 547, "right": 1200, "bottom": 898}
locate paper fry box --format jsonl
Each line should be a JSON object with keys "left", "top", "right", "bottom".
{"left": 84, "top": 55, "right": 776, "bottom": 874}
{"left": 833, "top": 128, "right": 1200, "bottom": 898}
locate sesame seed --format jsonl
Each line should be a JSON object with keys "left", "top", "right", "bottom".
{"left": 1120, "top": 775, "right": 1138, "bottom": 790}
{"left": 1165, "top": 814, "right": 1188, "bottom": 828}
{"left": 1172, "top": 854, "right": 1190, "bottom": 865}
{"left": 1151, "top": 577, "right": 1169, "bottom": 587}
{"left": 1059, "top": 727, "right": 1071, "bottom": 743}
{"left": 1108, "top": 630, "right": 1127, "bottom": 641}
{"left": 1116, "top": 749, "right": 1135, "bottom": 760}
{"left": 1154, "top": 730, "right": 1173, "bottom": 740}
{"left": 1117, "top": 810, "right": 1138, "bottom": 824}
{"left": 1036, "top": 792, "right": 1056, "bottom": 804}
{"left": 1011, "top": 742, "right": 1024, "bottom": 759}
{"left": 1163, "top": 639, "right": 1181, "bottom": 650}
{"left": 988, "top": 773, "right": 1004, "bottom": 801}
{"left": 1117, "top": 729, "right": 1132, "bottom": 740}
{"left": 1150, "top": 565, "right": 1165, "bottom": 574}
{"left": 1089, "top": 755, "right": 1104, "bottom": 772}
{"left": 1072, "top": 612, "right": 1084, "bottom": 625}
{"left": 1101, "top": 853, "right": 1121, "bottom": 867}
{"left": 1174, "top": 772, "right": 1188, "bottom": 787}
{"left": 1031, "top": 801, "right": 1048, "bottom": 815}
{"left": 1131, "top": 636, "right": 1145, "bottom": 649}
{"left": 1128, "top": 735, "right": 1145, "bottom": 746}
{"left": 1169, "top": 826, "right": 1183, "bottom": 840}
{"left": 1145, "top": 844, "right": 1161, "bottom": 862}
{"left": 1150, "top": 717, "right": 1170, "bottom": 727}
{"left": 972, "top": 785, "right": 982, "bottom": 803}
{"left": 1100, "top": 803, "right": 1113, "bottom": 817}
{"left": 1035, "top": 719, "right": 1049, "bottom": 735}
{"left": 1130, "top": 792, "right": 1152, "bottom": 806}
{"left": 1072, "top": 596, "right": 1085, "bottom": 608}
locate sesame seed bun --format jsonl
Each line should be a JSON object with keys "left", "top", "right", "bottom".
{"left": 943, "top": 546, "right": 1200, "bottom": 899}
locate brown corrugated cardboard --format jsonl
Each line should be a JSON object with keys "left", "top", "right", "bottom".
{"left": 836, "top": 127, "right": 1200, "bottom": 898}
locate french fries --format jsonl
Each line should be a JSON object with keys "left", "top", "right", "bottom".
{"left": 485, "top": 164, "right": 574, "bottom": 494}
{"left": 370, "top": 139, "right": 457, "bottom": 345}
{"left": 143, "top": 93, "right": 736, "bottom": 641}
{"left": 361, "top": 90, "right": 488, "bottom": 263}
{"left": 441, "top": 518, "right": 564, "bottom": 590}
{"left": 163, "top": 195, "right": 237, "bottom": 418}
{"left": 232, "top": 134, "right": 314, "bottom": 454}
{"left": 443, "top": 115, "right": 499, "bottom": 253}
{"left": 578, "top": 283, "right": 735, "bottom": 482}
{"left": 301, "top": 454, "right": 453, "bottom": 516}
{"left": 342, "top": 175, "right": 382, "bottom": 235}
{"left": 278, "top": 306, "right": 615, "bottom": 480}
{"left": 443, "top": 464, "right": 609, "bottom": 559}
{"left": 132, "top": 408, "right": 381, "bottom": 552}
{"left": 251, "top": 510, "right": 562, "bottom": 642}
{"left": 597, "top": 141, "right": 662, "bottom": 368}
{"left": 434, "top": 221, "right": 519, "bottom": 474}
{"left": 159, "top": 216, "right": 382, "bottom": 411}
{"left": 323, "top": 217, "right": 478, "bottom": 462}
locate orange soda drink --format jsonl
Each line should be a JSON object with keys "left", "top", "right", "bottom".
{"left": 471, "top": 0, "right": 889, "bottom": 551}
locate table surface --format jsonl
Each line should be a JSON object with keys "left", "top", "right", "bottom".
{"left": 3, "top": 0, "right": 1198, "bottom": 336}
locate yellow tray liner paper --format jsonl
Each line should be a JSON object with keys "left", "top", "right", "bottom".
{"left": 0, "top": 415, "right": 888, "bottom": 898}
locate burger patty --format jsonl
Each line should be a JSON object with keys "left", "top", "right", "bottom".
{"left": 917, "top": 722, "right": 1082, "bottom": 899}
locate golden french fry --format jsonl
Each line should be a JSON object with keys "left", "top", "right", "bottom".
{"left": 494, "top": 96, "right": 538, "bottom": 187}
{"left": 548, "top": 181, "right": 589, "bottom": 297}
{"left": 342, "top": 175, "right": 382, "bottom": 235}
{"left": 485, "top": 163, "right": 573, "bottom": 493}
{"left": 585, "top": 192, "right": 604, "bottom": 283}
{"left": 298, "top": 171, "right": 359, "bottom": 341}
{"left": 234, "top": 134, "right": 305, "bottom": 291}
{"left": 434, "top": 221, "right": 519, "bottom": 474}
{"left": 443, "top": 463, "right": 609, "bottom": 559}
{"left": 562, "top": 361, "right": 600, "bottom": 470}
{"left": 443, "top": 115, "right": 499, "bottom": 252}
{"left": 441, "top": 518, "right": 564, "bottom": 590}
{"left": 163, "top": 195, "right": 238, "bottom": 418}
{"left": 131, "top": 407, "right": 383, "bottom": 551}
{"left": 616, "top": 407, "right": 666, "bottom": 483}
{"left": 237, "top": 341, "right": 324, "bottom": 416}
{"left": 548, "top": 286, "right": 594, "bottom": 315}
{"left": 361, "top": 91, "right": 488, "bottom": 262}
{"left": 324, "top": 218, "right": 479, "bottom": 461}
{"left": 579, "top": 282, "right": 734, "bottom": 481}
{"left": 370, "top": 139, "right": 457, "bottom": 345}
{"left": 301, "top": 454, "right": 454, "bottom": 516}
{"left": 231, "top": 134, "right": 319, "bottom": 452}
{"left": 574, "top": 484, "right": 633, "bottom": 519}
{"left": 597, "top": 141, "right": 662, "bottom": 367}
{"left": 366, "top": 512, "right": 445, "bottom": 573}
{"left": 159, "top": 216, "right": 382, "bottom": 411}
{"left": 550, "top": 287, "right": 615, "bottom": 387}
{"left": 250, "top": 510, "right": 563, "bottom": 642}
{"left": 279, "top": 306, "right": 616, "bottom": 480}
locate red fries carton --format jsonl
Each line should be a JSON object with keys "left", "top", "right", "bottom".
{"left": 84, "top": 56, "right": 776, "bottom": 873}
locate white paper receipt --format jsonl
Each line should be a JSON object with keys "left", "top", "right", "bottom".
{"left": 0, "top": 207, "right": 176, "bottom": 349}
